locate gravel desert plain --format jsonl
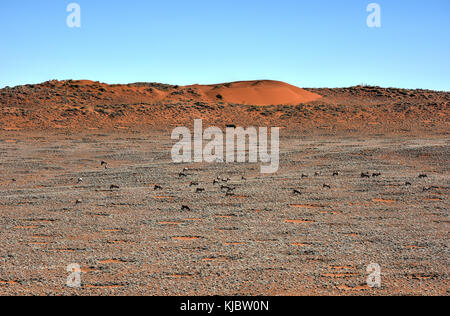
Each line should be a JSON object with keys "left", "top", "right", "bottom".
{"left": 0, "top": 80, "right": 448, "bottom": 296}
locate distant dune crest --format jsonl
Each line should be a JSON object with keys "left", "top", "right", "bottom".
{"left": 188, "top": 80, "right": 322, "bottom": 105}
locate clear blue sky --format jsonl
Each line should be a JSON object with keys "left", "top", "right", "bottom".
{"left": 1, "top": 0, "right": 449, "bottom": 90}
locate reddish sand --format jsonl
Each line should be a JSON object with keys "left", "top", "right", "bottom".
{"left": 189, "top": 80, "right": 322, "bottom": 105}
{"left": 0, "top": 79, "right": 448, "bottom": 133}
{"left": 0, "top": 80, "right": 448, "bottom": 296}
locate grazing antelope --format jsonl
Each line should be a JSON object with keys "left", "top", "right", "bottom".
{"left": 301, "top": 174, "right": 308, "bottom": 178}
{"left": 221, "top": 185, "right": 235, "bottom": 192}
{"left": 361, "top": 172, "right": 371, "bottom": 178}
{"left": 333, "top": 172, "right": 339, "bottom": 177}
{"left": 293, "top": 189, "right": 302, "bottom": 195}
{"left": 189, "top": 181, "right": 199, "bottom": 187}
{"left": 405, "top": 182, "right": 412, "bottom": 186}
{"left": 372, "top": 173, "right": 382, "bottom": 177}
{"left": 110, "top": 184, "right": 120, "bottom": 190}
{"left": 178, "top": 172, "right": 188, "bottom": 178}
{"left": 154, "top": 185, "right": 163, "bottom": 191}
{"left": 181, "top": 205, "right": 191, "bottom": 212}
{"left": 418, "top": 174, "right": 428, "bottom": 179}
{"left": 323, "top": 184, "right": 331, "bottom": 189}
{"left": 196, "top": 188, "right": 205, "bottom": 193}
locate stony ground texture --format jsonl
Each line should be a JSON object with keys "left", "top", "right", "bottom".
{"left": 0, "top": 131, "right": 448, "bottom": 296}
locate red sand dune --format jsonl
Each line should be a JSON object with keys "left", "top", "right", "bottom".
{"left": 189, "top": 80, "right": 322, "bottom": 105}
